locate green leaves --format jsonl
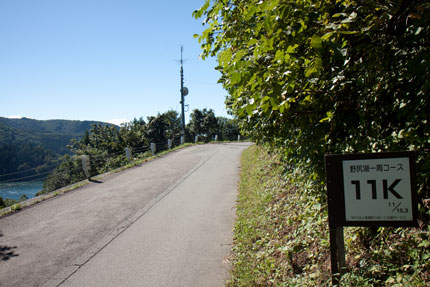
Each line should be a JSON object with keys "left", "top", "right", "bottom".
{"left": 192, "top": 0, "right": 210, "bottom": 19}
{"left": 194, "top": 0, "right": 430, "bottom": 239}
{"left": 246, "top": 38, "right": 258, "bottom": 47}
{"left": 310, "top": 35, "right": 322, "bottom": 49}
{"left": 230, "top": 71, "right": 242, "bottom": 85}
{"left": 319, "top": 111, "right": 333, "bottom": 123}
{"left": 286, "top": 44, "right": 298, "bottom": 54}
{"left": 244, "top": 5, "right": 257, "bottom": 21}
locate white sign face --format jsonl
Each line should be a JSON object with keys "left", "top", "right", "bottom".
{"left": 342, "top": 157, "right": 412, "bottom": 222}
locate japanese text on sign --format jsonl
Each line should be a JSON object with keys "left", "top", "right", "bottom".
{"left": 342, "top": 157, "right": 413, "bottom": 222}
{"left": 349, "top": 163, "right": 404, "bottom": 173}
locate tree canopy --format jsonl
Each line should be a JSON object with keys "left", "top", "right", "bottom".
{"left": 188, "top": 108, "right": 218, "bottom": 140}
{"left": 194, "top": 1, "right": 429, "bottom": 284}
{"left": 194, "top": 0, "right": 429, "bottom": 194}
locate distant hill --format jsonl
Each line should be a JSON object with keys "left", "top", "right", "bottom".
{"left": 0, "top": 117, "right": 116, "bottom": 181}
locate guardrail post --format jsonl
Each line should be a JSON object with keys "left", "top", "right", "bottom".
{"left": 125, "top": 147, "right": 132, "bottom": 161}
{"left": 150, "top": 143, "right": 156, "bottom": 155}
{"left": 80, "top": 155, "right": 91, "bottom": 179}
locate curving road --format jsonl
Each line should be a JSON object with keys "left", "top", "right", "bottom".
{"left": 0, "top": 143, "right": 251, "bottom": 287}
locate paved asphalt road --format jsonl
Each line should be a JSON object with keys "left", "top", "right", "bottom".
{"left": 0, "top": 143, "right": 251, "bottom": 287}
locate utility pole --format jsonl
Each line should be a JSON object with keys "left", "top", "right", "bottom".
{"left": 180, "top": 46, "right": 189, "bottom": 140}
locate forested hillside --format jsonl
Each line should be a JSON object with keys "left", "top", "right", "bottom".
{"left": 0, "top": 117, "right": 112, "bottom": 154}
{"left": 0, "top": 117, "right": 114, "bottom": 181}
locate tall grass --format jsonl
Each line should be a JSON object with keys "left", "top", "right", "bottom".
{"left": 228, "top": 145, "right": 429, "bottom": 286}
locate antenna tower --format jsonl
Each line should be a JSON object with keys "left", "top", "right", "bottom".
{"left": 180, "top": 46, "right": 189, "bottom": 139}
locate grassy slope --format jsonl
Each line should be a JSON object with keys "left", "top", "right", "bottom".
{"left": 228, "top": 145, "right": 429, "bottom": 286}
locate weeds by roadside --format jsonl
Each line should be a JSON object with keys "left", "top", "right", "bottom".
{"left": 228, "top": 145, "right": 429, "bottom": 286}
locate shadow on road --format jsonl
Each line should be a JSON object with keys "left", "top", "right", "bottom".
{"left": 0, "top": 232, "right": 19, "bottom": 261}
{"left": 89, "top": 179, "right": 103, "bottom": 184}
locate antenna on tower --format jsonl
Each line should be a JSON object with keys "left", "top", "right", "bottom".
{"left": 180, "top": 45, "right": 189, "bottom": 142}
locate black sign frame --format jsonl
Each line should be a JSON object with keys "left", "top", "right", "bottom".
{"left": 325, "top": 151, "right": 418, "bottom": 228}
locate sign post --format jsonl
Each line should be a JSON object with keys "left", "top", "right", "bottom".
{"left": 325, "top": 152, "right": 417, "bottom": 285}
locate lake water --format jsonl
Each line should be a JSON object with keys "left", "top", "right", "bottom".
{"left": 0, "top": 181, "right": 44, "bottom": 201}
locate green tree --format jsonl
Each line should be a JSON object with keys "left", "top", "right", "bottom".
{"left": 189, "top": 108, "right": 218, "bottom": 141}
{"left": 119, "top": 117, "right": 148, "bottom": 150}
{"left": 81, "top": 130, "right": 90, "bottom": 146}
{"left": 146, "top": 114, "right": 170, "bottom": 144}
{"left": 42, "top": 154, "right": 86, "bottom": 193}
{"left": 194, "top": 0, "right": 430, "bottom": 195}
{"left": 216, "top": 117, "right": 240, "bottom": 141}
{"left": 68, "top": 124, "right": 123, "bottom": 174}
{"left": 163, "top": 110, "right": 182, "bottom": 142}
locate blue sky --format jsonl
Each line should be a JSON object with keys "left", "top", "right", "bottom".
{"left": 0, "top": 0, "right": 227, "bottom": 125}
